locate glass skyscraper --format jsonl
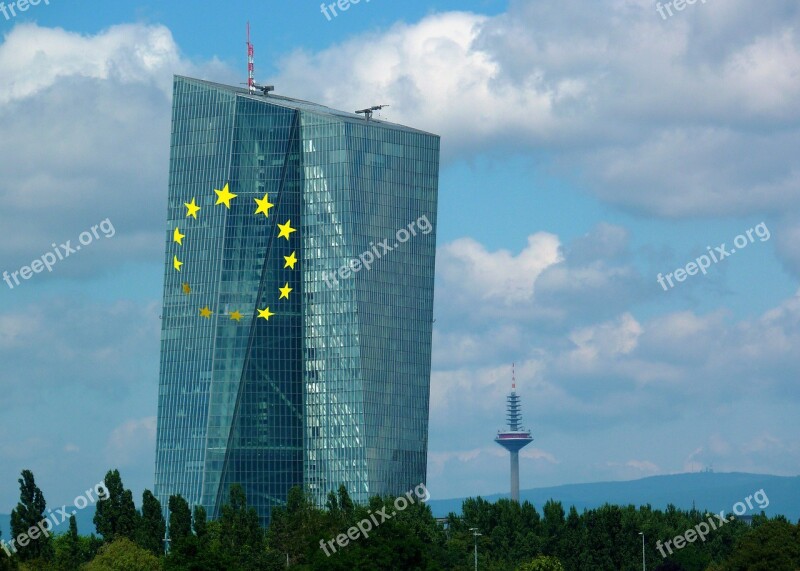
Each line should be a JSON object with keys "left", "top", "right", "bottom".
{"left": 154, "top": 76, "right": 440, "bottom": 526}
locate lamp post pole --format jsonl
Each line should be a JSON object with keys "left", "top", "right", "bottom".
{"left": 639, "top": 532, "right": 646, "bottom": 571}
{"left": 469, "top": 527, "right": 482, "bottom": 571}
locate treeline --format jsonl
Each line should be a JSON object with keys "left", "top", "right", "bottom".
{"left": 1, "top": 469, "right": 799, "bottom": 570}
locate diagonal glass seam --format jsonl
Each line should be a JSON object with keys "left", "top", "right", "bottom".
{"left": 211, "top": 108, "right": 302, "bottom": 518}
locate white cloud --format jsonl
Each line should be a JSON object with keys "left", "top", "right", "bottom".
{"left": 626, "top": 460, "right": 660, "bottom": 473}
{"left": 433, "top": 224, "right": 644, "bottom": 332}
{"left": 604, "top": 459, "right": 661, "bottom": 476}
{"left": 0, "top": 299, "right": 161, "bottom": 410}
{"left": 429, "top": 446, "right": 559, "bottom": 481}
{"left": 439, "top": 233, "right": 562, "bottom": 304}
{"left": 0, "top": 23, "right": 179, "bottom": 105}
{"left": 105, "top": 417, "right": 157, "bottom": 467}
{"left": 271, "top": 0, "right": 800, "bottom": 218}
{"left": 430, "top": 229, "right": 800, "bottom": 452}
{"left": 0, "top": 23, "right": 228, "bottom": 274}
{"left": 520, "top": 448, "right": 560, "bottom": 464}
{"left": 566, "top": 313, "right": 643, "bottom": 367}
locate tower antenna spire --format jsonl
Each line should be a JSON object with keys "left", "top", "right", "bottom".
{"left": 247, "top": 22, "right": 255, "bottom": 94}
{"left": 244, "top": 24, "right": 275, "bottom": 96}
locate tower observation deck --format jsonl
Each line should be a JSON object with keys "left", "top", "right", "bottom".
{"left": 494, "top": 365, "right": 533, "bottom": 502}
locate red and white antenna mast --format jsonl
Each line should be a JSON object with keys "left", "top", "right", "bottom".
{"left": 512, "top": 362, "right": 516, "bottom": 391}
{"left": 247, "top": 22, "right": 255, "bottom": 94}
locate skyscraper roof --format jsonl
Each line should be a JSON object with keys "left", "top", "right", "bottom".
{"left": 175, "top": 75, "right": 438, "bottom": 136}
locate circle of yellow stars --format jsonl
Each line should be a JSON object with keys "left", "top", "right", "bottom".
{"left": 171, "top": 182, "right": 297, "bottom": 323}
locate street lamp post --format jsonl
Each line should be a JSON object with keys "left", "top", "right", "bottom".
{"left": 469, "top": 527, "right": 482, "bottom": 571}
{"left": 638, "top": 532, "right": 646, "bottom": 571}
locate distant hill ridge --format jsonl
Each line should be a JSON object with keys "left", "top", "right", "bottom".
{"left": 427, "top": 472, "right": 800, "bottom": 520}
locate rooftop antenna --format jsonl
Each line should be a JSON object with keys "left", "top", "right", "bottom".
{"left": 244, "top": 23, "right": 275, "bottom": 96}
{"left": 247, "top": 22, "right": 255, "bottom": 94}
{"left": 355, "top": 105, "right": 389, "bottom": 121}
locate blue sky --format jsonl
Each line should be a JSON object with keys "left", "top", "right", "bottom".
{"left": 1, "top": 0, "right": 799, "bottom": 514}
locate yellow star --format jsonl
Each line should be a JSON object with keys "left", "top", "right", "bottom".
{"left": 173, "top": 256, "right": 183, "bottom": 272}
{"left": 254, "top": 193, "right": 274, "bottom": 217}
{"left": 279, "top": 283, "right": 292, "bottom": 300}
{"left": 173, "top": 227, "right": 185, "bottom": 245}
{"left": 182, "top": 283, "right": 191, "bottom": 295}
{"left": 199, "top": 306, "right": 212, "bottom": 318}
{"left": 277, "top": 220, "right": 296, "bottom": 240}
{"left": 229, "top": 310, "right": 243, "bottom": 322}
{"left": 184, "top": 198, "right": 201, "bottom": 219}
{"left": 214, "top": 183, "right": 237, "bottom": 208}
{"left": 257, "top": 307, "right": 275, "bottom": 321}
{"left": 284, "top": 251, "right": 298, "bottom": 269}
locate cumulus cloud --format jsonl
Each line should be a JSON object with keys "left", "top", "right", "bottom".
{"left": 429, "top": 226, "right": 800, "bottom": 492}
{"left": 773, "top": 220, "right": 800, "bottom": 278}
{"left": 0, "top": 298, "right": 160, "bottom": 410}
{"left": 438, "top": 232, "right": 562, "bottom": 305}
{"left": 271, "top": 0, "right": 800, "bottom": 219}
{"left": 626, "top": 460, "right": 660, "bottom": 474}
{"left": 0, "top": 23, "right": 228, "bottom": 277}
{"left": 434, "top": 223, "right": 646, "bottom": 331}
{"left": 520, "top": 448, "right": 560, "bottom": 464}
{"left": 0, "top": 23, "right": 178, "bottom": 105}
{"left": 428, "top": 447, "right": 559, "bottom": 489}
{"left": 105, "top": 417, "right": 157, "bottom": 467}
{"left": 605, "top": 459, "right": 661, "bottom": 476}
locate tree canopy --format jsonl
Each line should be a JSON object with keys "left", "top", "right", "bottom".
{"left": 2, "top": 468, "right": 798, "bottom": 570}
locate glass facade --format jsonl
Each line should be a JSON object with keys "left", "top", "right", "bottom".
{"left": 155, "top": 76, "right": 439, "bottom": 526}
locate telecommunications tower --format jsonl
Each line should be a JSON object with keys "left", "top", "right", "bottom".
{"left": 494, "top": 364, "right": 534, "bottom": 502}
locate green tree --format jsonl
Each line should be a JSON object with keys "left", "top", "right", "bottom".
{"left": 336, "top": 484, "right": 354, "bottom": 521}
{"left": 84, "top": 538, "right": 162, "bottom": 571}
{"left": 93, "top": 470, "right": 140, "bottom": 543}
{"left": 0, "top": 528, "right": 18, "bottom": 571}
{"left": 541, "top": 499, "right": 566, "bottom": 557}
{"left": 192, "top": 505, "right": 207, "bottom": 541}
{"left": 167, "top": 495, "right": 192, "bottom": 549}
{"left": 54, "top": 515, "right": 81, "bottom": 570}
{"left": 217, "top": 484, "right": 269, "bottom": 569}
{"left": 721, "top": 519, "right": 800, "bottom": 571}
{"left": 267, "top": 486, "right": 325, "bottom": 566}
{"left": 52, "top": 518, "right": 102, "bottom": 571}
{"left": 517, "top": 555, "right": 566, "bottom": 571}
{"left": 163, "top": 504, "right": 224, "bottom": 571}
{"left": 9, "top": 470, "right": 52, "bottom": 562}
{"left": 137, "top": 491, "right": 166, "bottom": 555}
